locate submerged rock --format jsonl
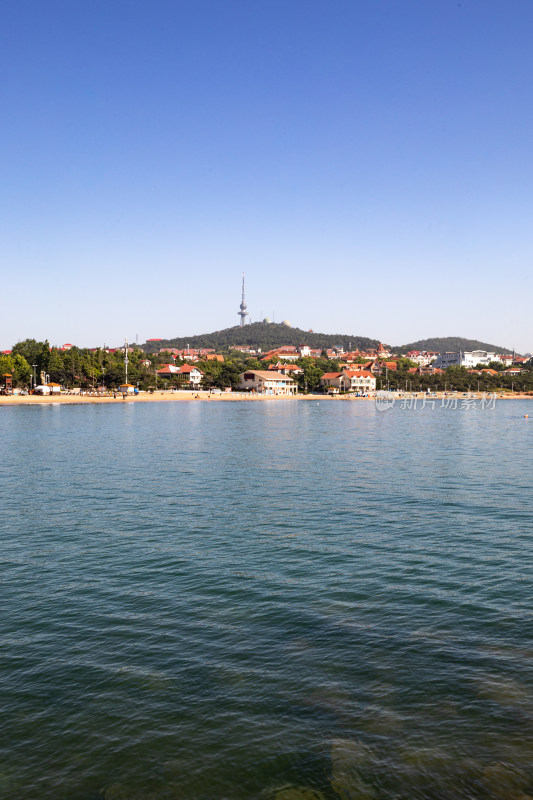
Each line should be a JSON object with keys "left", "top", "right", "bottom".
{"left": 102, "top": 784, "right": 129, "bottom": 800}
{"left": 330, "top": 739, "right": 377, "bottom": 800}
{"left": 271, "top": 786, "right": 326, "bottom": 800}
{"left": 481, "top": 762, "right": 530, "bottom": 798}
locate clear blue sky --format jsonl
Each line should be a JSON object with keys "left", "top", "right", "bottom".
{"left": 1, "top": 0, "right": 531, "bottom": 351}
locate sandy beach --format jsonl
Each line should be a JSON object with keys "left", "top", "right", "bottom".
{"left": 1, "top": 390, "right": 531, "bottom": 406}
{"left": 0, "top": 391, "right": 308, "bottom": 405}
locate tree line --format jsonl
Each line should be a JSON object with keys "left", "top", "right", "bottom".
{"left": 2, "top": 339, "right": 532, "bottom": 393}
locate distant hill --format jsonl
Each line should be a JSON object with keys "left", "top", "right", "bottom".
{"left": 394, "top": 336, "right": 512, "bottom": 355}
{"left": 140, "top": 323, "right": 381, "bottom": 353}
{"left": 139, "top": 326, "right": 513, "bottom": 356}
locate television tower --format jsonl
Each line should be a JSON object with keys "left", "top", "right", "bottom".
{"left": 238, "top": 273, "right": 249, "bottom": 326}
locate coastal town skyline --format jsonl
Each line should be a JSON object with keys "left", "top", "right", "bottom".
{"left": 2, "top": 1, "right": 533, "bottom": 351}
{"left": 1, "top": 322, "right": 528, "bottom": 359}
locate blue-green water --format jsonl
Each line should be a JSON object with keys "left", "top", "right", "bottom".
{"left": 1, "top": 399, "right": 533, "bottom": 800}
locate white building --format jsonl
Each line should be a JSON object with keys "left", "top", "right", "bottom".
{"left": 177, "top": 365, "right": 204, "bottom": 387}
{"left": 236, "top": 370, "right": 297, "bottom": 395}
{"left": 494, "top": 354, "right": 514, "bottom": 366}
{"left": 342, "top": 370, "right": 376, "bottom": 392}
{"left": 407, "top": 351, "right": 439, "bottom": 366}
{"left": 433, "top": 350, "right": 497, "bottom": 369}
{"left": 320, "top": 370, "right": 376, "bottom": 393}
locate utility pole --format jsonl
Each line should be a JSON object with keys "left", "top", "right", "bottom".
{"left": 124, "top": 339, "right": 129, "bottom": 384}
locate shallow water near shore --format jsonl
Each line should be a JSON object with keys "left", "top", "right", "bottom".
{"left": 1, "top": 400, "right": 532, "bottom": 799}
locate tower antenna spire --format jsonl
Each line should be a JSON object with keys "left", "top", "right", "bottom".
{"left": 238, "top": 272, "right": 249, "bottom": 326}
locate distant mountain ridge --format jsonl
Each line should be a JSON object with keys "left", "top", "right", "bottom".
{"left": 139, "top": 324, "right": 512, "bottom": 356}
{"left": 140, "top": 323, "right": 380, "bottom": 353}
{"left": 394, "top": 336, "right": 512, "bottom": 355}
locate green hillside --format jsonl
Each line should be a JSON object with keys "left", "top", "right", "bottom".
{"left": 140, "top": 323, "right": 380, "bottom": 353}
{"left": 394, "top": 336, "right": 512, "bottom": 355}
{"left": 140, "top": 325, "right": 513, "bottom": 356}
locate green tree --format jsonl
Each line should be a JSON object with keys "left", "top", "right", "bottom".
{"left": 47, "top": 348, "right": 66, "bottom": 384}
{"left": 12, "top": 354, "right": 32, "bottom": 387}
{"left": 296, "top": 358, "right": 325, "bottom": 392}
{"left": 215, "top": 361, "right": 242, "bottom": 389}
{"left": 12, "top": 339, "right": 50, "bottom": 379}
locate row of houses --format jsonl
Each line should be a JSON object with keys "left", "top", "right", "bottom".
{"left": 432, "top": 350, "right": 529, "bottom": 369}
{"left": 234, "top": 369, "right": 375, "bottom": 395}
{"left": 467, "top": 367, "right": 526, "bottom": 376}
{"left": 259, "top": 342, "right": 393, "bottom": 362}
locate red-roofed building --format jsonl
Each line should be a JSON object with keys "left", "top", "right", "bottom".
{"left": 409, "top": 366, "right": 444, "bottom": 375}
{"left": 236, "top": 370, "right": 297, "bottom": 395}
{"left": 157, "top": 364, "right": 181, "bottom": 377}
{"left": 320, "top": 370, "right": 375, "bottom": 393}
{"left": 178, "top": 364, "right": 204, "bottom": 386}
{"left": 268, "top": 362, "right": 303, "bottom": 375}
{"left": 261, "top": 347, "right": 300, "bottom": 362}
{"left": 341, "top": 370, "right": 376, "bottom": 392}
{"left": 376, "top": 342, "right": 391, "bottom": 358}
{"left": 407, "top": 351, "right": 439, "bottom": 366}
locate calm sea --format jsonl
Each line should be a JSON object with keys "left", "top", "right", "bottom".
{"left": 1, "top": 399, "right": 532, "bottom": 800}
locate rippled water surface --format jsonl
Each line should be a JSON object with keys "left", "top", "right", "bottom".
{"left": 1, "top": 399, "right": 533, "bottom": 799}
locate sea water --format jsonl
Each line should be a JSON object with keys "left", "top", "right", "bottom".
{"left": 1, "top": 399, "right": 532, "bottom": 799}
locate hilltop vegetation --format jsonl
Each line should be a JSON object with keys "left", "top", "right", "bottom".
{"left": 394, "top": 336, "right": 512, "bottom": 355}
{"left": 139, "top": 325, "right": 514, "bottom": 356}
{"left": 140, "top": 323, "right": 380, "bottom": 353}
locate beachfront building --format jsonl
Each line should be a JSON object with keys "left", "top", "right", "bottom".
{"left": 236, "top": 370, "right": 297, "bottom": 395}
{"left": 341, "top": 370, "right": 376, "bottom": 392}
{"left": 433, "top": 350, "right": 497, "bottom": 369}
{"left": 178, "top": 364, "right": 203, "bottom": 387}
{"left": 118, "top": 383, "right": 136, "bottom": 394}
{"left": 320, "top": 372, "right": 344, "bottom": 393}
{"left": 320, "top": 370, "right": 376, "bottom": 394}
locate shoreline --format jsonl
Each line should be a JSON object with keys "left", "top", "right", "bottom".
{"left": 1, "top": 390, "right": 532, "bottom": 406}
